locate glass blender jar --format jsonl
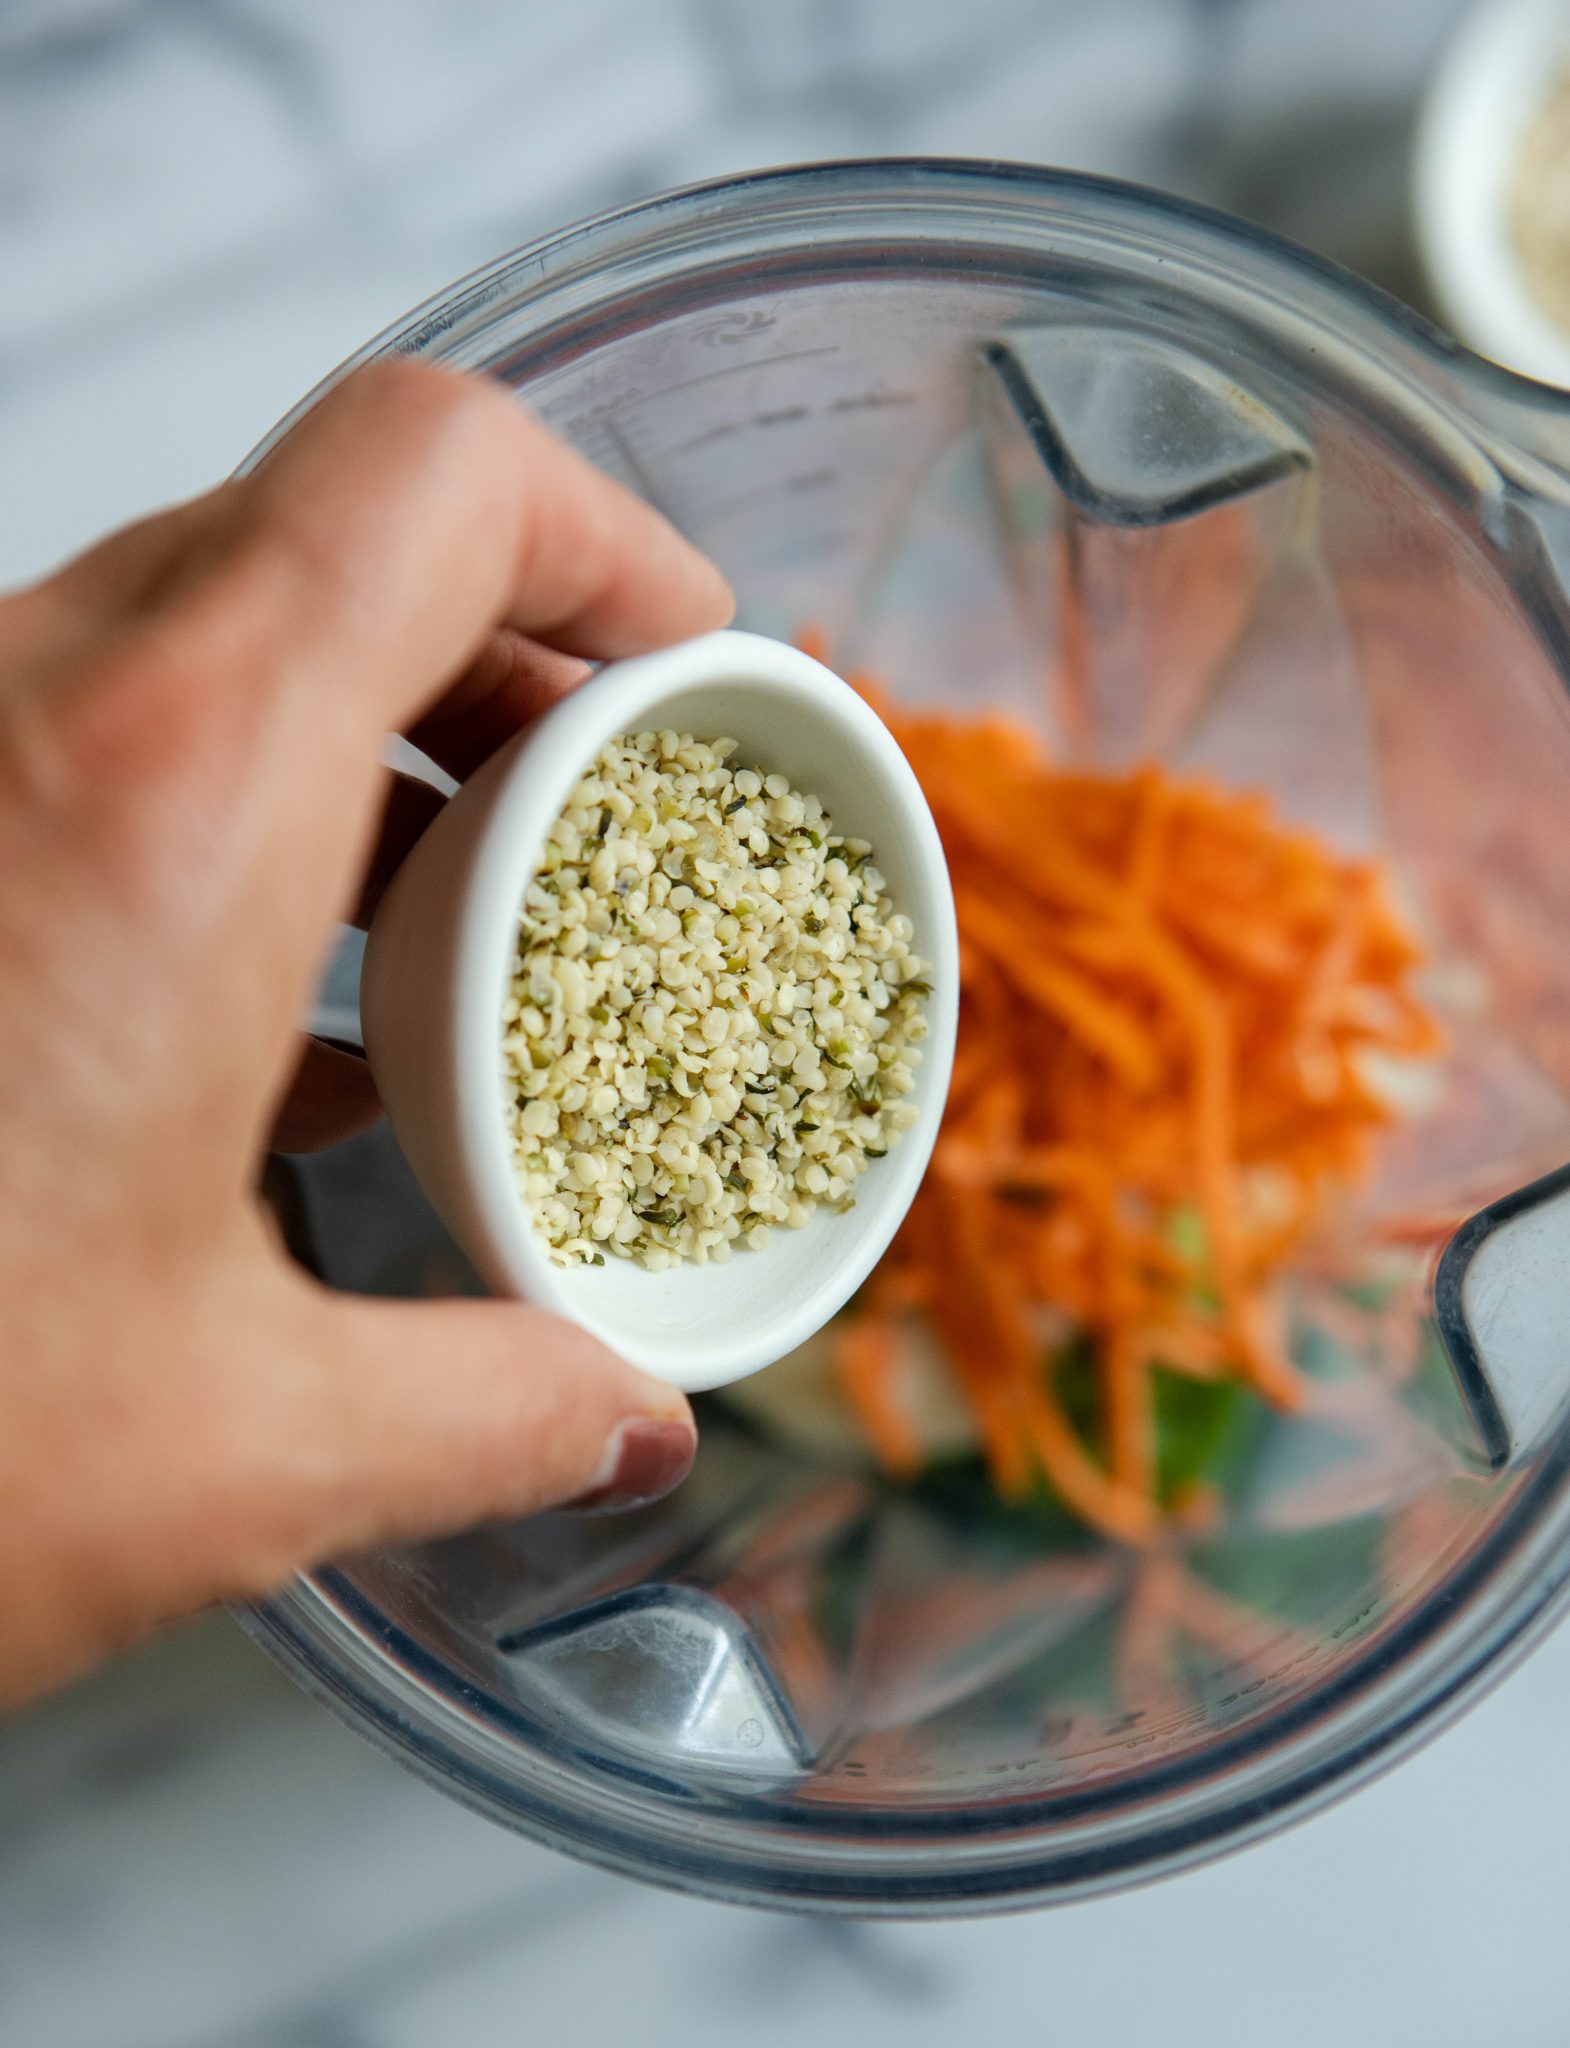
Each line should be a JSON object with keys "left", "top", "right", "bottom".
{"left": 245, "top": 161, "right": 1570, "bottom": 1913}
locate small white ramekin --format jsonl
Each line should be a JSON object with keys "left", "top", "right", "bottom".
{"left": 1415, "top": 0, "right": 1570, "bottom": 385}
{"left": 360, "top": 629, "right": 958, "bottom": 1394}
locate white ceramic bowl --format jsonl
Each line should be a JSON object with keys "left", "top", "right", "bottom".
{"left": 1415, "top": 0, "right": 1570, "bottom": 384}
{"left": 360, "top": 628, "right": 959, "bottom": 1394}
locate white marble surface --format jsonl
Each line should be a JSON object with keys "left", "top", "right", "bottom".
{"left": 0, "top": 0, "right": 1466, "bottom": 591}
{"left": 8, "top": 1, "right": 1570, "bottom": 2043}
{"left": 7, "top": 1611, "right": 1570, "bottom": 2048}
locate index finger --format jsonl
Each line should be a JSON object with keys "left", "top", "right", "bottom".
{"left": 233, "top": 359, "right": 733, "bottom": 738}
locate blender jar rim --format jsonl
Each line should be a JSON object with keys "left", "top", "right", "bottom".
{"left": 249, "top": 156, "right": 1570, "bottom": 493}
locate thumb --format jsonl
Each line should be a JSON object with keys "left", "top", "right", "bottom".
{"left": 223, "top": 1287, "right": 697, "bottom": 1597}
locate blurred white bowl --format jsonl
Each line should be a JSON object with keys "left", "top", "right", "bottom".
{"left": 1415, "top": 0, "right": 1570, "bottom": 385}
{"left": 360, "top": 628, "right": 959, "bottom": 1394}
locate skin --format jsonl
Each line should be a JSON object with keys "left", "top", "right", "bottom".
{"left": 0, "top": 360, "right": 735, "bottom": 1710}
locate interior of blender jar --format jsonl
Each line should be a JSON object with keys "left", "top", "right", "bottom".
{"left": 271, "top": 192, "right": 1570, "bottom": 1899}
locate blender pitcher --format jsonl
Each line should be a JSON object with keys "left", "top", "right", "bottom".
{"left": 247, "top": 162, "right": 1570, "bottom": 1913}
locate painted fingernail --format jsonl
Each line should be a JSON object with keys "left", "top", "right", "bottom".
{"left": 563, "top": 1417, "right": 697, "bottom": 1516}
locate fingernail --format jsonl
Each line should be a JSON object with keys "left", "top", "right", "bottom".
{"left": 562, "top": 1417, "right": 697, "bottom": 1516}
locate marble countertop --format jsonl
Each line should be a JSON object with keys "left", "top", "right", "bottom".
{"left": 8, "top": 2, "right": 1570, "bottom": 2043}
{"left": 8, "top": 1613, "right": 1570, "bottom": 2048}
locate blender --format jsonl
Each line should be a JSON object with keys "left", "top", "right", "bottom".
{"left": 246, "top": 161, "right": 1570, "bottom": 1913}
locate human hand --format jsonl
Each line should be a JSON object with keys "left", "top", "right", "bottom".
{"left": 0, "top": 361, "right": 733, "bottom": 1708}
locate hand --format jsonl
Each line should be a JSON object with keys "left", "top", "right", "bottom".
{"left": 0, "top": 361, "right": 733, "bottom": 1708}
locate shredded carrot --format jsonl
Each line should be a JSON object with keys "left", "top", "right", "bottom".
{"left": 809, "top": 633, "right": 1443, "bottom": 1541}
{"left": 832, "top": 1314, "right": 924, "bottom": 1479}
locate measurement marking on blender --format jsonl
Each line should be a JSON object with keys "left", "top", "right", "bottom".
{"left": 665, "top": 397, "right": 909, "bottom": 461}
{"left": 669, "top": 422, "right": 744, "bottom": 456}
{"left": 619, "top": 343, "right": 840, "bottom": 404}
{"left": 696, "top": 469, "right": 841, "bottom": 521}
{"left": 538, "top": 392, "right": 647, "bottom": 428}
{"left": 828, "top": 390, "right": 917, "bottom": 413}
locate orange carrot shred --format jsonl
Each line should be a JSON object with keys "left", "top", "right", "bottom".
{"left": 833, "top": 1315, "right": 924, "bottom": 1479}
{"left": 807, "top": 638, "right": 1441, "bottom": 1539}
